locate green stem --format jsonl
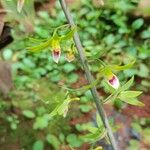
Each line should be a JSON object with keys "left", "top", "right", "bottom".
{"left": 59, "top": 0, "right": 119, "bottom": 150}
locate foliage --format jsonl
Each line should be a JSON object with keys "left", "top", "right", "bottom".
{"left": 0, "top": 0, "right": 149, "bottom": 149}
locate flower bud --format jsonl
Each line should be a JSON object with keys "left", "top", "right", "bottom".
{"left": 65, "top": 51, "right": 75, "bottom": 62}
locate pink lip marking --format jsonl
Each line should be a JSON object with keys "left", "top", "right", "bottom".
{"left": 54, "top": 51, "right": 60, "bottom": 56}
{"left": 109, "top": 76, "right": 116, "bottom": 84}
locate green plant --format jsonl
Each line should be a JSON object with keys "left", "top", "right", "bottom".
{"left": 23, "top": 1, "right": 143, "bottom": 149}
{"left": 6, "top": 114, "right": 19, "bottom": 130}
{"left": 0, "top": 0, "right": 149, "bottom": 149}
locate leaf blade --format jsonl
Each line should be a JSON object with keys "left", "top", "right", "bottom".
{"left": 110, "top": 60, "right": 135, "bottom": 71}
{"left": 119, "top": 91, "right": 142, "bottom": 99}
{"left": 120, "top": 98, "right": 144, "bottom": 106}
{"left": 119, "top": 76, "right": 134, "bottom": 92}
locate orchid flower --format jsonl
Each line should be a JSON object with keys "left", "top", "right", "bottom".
{"left": 51, "top": 39, "right": 61, "bottom": 63}
{"left": 106, "top": 73, "right": 120, "bottom": 89}
{"left": 27, "top": 25, "right": 77, "bottom": 63}
{"left": 103, "top": 67, "right": 120, "bottom": 89}
{"left": 65, "top": 50, "right": 75, "bottom": 62}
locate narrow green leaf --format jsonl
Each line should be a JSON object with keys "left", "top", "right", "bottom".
{"left": 81, "top": 128, "right": 106, "bottom": 142}
{"left": 103, "top": 93, "right": 118, "bottom": 104}
{"left": 119, "top": 91, "right": 142, "bottom": 99}
{"left": 119, "top": 76, "right": 134, "bottom": 92}
{"left": 62, "top": 77, "right": 101, "bottom": 92}
{"left": 27, "top": 38, "right": 52, "bottom": 52}
{"left": 29, "top": 37, "right": 47, "bottom": 43}
{"left": 110, "top": 60, "right": 135, "bottom": 71}
{"left": 49, "top": 96, "right": 78, "bottom": 117}
{"left": 57, "top": 100, "right": 69, "bottom": 115}
{"left": 60, "top": 26, "right": 77, "bottom": 41}
{"left": 85, "top": 126, "right": 98, "bottom": 134}
{"left": 120, "top": 98, "right": 144, "bottom": 106}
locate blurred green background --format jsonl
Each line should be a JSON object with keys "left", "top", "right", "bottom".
{"left": 0, "top": 0, "right": 150, "bottom": 150}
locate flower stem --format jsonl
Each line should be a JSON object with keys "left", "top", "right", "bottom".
{"left": 59, "top": 0, "right": 119, "bottom": 150}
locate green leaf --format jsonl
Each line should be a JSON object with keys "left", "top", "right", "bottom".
{"left": 29, "top": 37, "right": 47, "bottom": 43}
{"left": 119, "top": 76, "right": 134, "bottom": 92}
{"left": 63, "top": 63, "right": 76, "bottom": 73}
{"left": 59, "top": 133, "right": 65, "bottom": 143}
{"left": 110, "top": 60, "right": 135, "bottom": 71}
{"left": 46, "top": 134, "right": 60, "bottom": 150}
{"left": 62, "top": 77, "right": 100, "bottom": 92}
{"left": 49, "top": 96, "right": 78, "bottom": 118}
{"left": 38, "top": 11, "right": 49, "bottom": 19}
{"left": 119, "top": 91, "right": 142, "bottom": 99}
{"left": 81, "top": 128, "right": 106, "bottom": 143}
{"left": 27, "top": 38, "right": 52, "bottom": 52}
{"left": 33, "top": 114, "right": 50, "bottom": 130}
{"left": 120, "top": 98, "right": 144, "bottom": 106}
{"left": 103, "top": 93, "right": 118, "bottom": 104}
{"left": 33, "top": 140, "right": 44, "bottom": 150}
{"left": 132, "top": 18, "right": 144, "bottom": 30}
{"left": 60, "top": 26, "right": 77, "bottom": 41}
{"left": 79, "top": 104, "right": 92, "bottom": 113}
{"left": 11, "top": 123, "right": 17, "bottom": 130}
{"left": 126, "top": 139, "right": 140, "bottom": 150}
{"left": 68, "top": 73, "right": 79, "bottom": 84}
{"left": 22, "top": 110, "right": 35, "bottom": 119}
{"left": 85, "top": 126, "right": 98, "bottom": 134}
{"left": 66, "top": 134, "right": 83, "bottom": 148}
{"left": 141, "top": 29, "right": 150, "bottom": 39}
{"left": 137, "top": 64, "right": 149, "bottom": 78}
{"left": 49, "top": 99, "right": 69, "bottom": 117}
{"left": 104, "top": 34, "right": 115, "bottom": 45}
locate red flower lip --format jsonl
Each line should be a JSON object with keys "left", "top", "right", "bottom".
{"left": 108, "top": 75, "right": 120, "bottom": 89}
{"left": 52, "top": 49, "right": 61, "bottom": 63}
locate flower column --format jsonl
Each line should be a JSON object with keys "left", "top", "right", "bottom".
{"left": 59, "top": 0, "right": 119, "bottom": 150}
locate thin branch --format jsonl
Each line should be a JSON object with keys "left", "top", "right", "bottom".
{"left": 59, "top": 0, "right": 119, "bottom": 150}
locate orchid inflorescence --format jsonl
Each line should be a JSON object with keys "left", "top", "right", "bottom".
{"left": 97, "top": 59, "right": 135, "bottom": 89}
{"left": 28, "top": 24, "right": 136, "bottom": 90}
{"left": 27, "top": 24, "right": 77, "bottom": 63}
